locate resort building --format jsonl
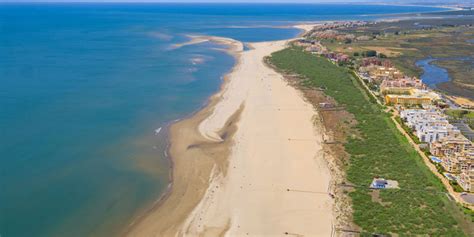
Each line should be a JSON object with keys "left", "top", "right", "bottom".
{"left": 293, "top": 39, "right": 311, "bottom": 48}
{"left": 312, "top": 30, "right": 339, "bottom": 39}
{"left": 360, "top": 57, "right": 393, "bottom": 68}
{"left": 323, "top": 52, "right": 350, "bottom": 63}
{"left": 460, "top": 150, "right": 473, "bottom": 174}
{"left": 417, "top": 125, "right": 458, "bottom": 144}
{"left": 440, "top": 151, "right": 472, "bottom": 173}
{"left": 385, "top": 94, "right": 432, "bottom": 106}
{"left": 430, "top": 133, "right": 472, "bottom": 157}
{"left": 359, "top": 65, "right": 404, "bottom": 83}
{"left": 385, "top": 89, "right": 439, "bottom": 106}
{"left": 305, "top": 44, "right": 327, "bottom": 54}
{"left": 380, "top": 77, "right": 425, "bottom": 94}
{"left": 459, "top": 165, "right": 474, "bottom": 192}
{"left": 401, "top": 109, "right": 461, "bottom": 143}
{"left": 401, "top": 109, "right": 440, "bottom": 129}
{"left": 293, "top": 39, "right": 328, "bottom": 55}
{"left": 401, "top": 108, "right": 473, "bottom": 191}
{"left": 430, "top": 133, "right": 472, "bottom": 181}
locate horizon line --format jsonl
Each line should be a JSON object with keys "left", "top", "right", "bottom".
{"left": 0, "top": 0, "right": 451, "bottom": 3}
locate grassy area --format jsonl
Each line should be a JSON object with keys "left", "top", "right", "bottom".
{"left": 446, "top": 109, "right": 474, "bottom": 119}
{"left": 395, "top": 116, "right": 421, "bottom": 144}
{"left": 269, "top": 47, "right": 469, "bottom": 236}
{"left": 434, "top": 59, "right": 474, "bottom": 100}
{"left": 446, "top": 109, "right": 474, "bottom": 129}
{"left": 434, "top": 60, "right": 474, "bottom": 90}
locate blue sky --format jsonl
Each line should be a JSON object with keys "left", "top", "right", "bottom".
{"left": 0, "top": 0, "right": 408, "bottom": 2}
{"left": 1, "top": 0, "right": 466, "bottom": 3}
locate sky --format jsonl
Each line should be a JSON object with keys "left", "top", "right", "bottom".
{"left": 1, "top": 0, "right": 372, "bottom": 2}
{"left": 0, "top": 0, "right": 447, "bottom": 2}
{"left": 0, "top": 0, "right": 468, "bottom": 4}
{"left": 1, "top": 0, "right": 365, "bottom": 1}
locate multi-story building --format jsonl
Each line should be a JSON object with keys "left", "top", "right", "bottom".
{"left": 441, "top": 151, "right": 472, "bottom": 173}
{"left": 385, "top": 94, "right": 432, "bottom": 106}
{"left": 431, "top": 134, "right": 472, "bottom": 179}
{"left": 360, "top": 58, "right": 393, "bottom": 68}
{"left": 363, "top": 66, "right": 404, "bottom": 83}
{"left": 459, "top": 165, "right": 474, "bottom": 192}
{"left": 417, "top": 125, "right": 456, "bottom": 144}
{"left": 401, "top": 109, "right": 461, "bottom": 143}
{"left": 323, "top": 52, "right": 350, "bottom": 63}
{"left": 459, "top": 150, "right": 473, "bottom": 173}
{"left": 312, "top": 30, "right": 339, "bottom": 39}
{"left": 385, "top": 89, "right": 439, "bottom": 106}
{"left": 380, "top": 77, "right": 426, "bottom": 94}
{"left": 430, "top": 133, "right": 472, "bottom": 157}
{"left": 402, "top": 108, "right": 473, "bottom": 191}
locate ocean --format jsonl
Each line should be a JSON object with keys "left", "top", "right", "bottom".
{"left": 0, "top": 3, "right": 444, "bottom": 237}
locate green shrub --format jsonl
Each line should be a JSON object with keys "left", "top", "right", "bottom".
{"left": 363, "top": 50, "right": 377, "bottom": 57}
{"left": 269, "top": 47, "right": 466, "bottom": 236}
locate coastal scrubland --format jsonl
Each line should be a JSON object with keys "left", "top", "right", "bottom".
{"left": 269, "top": 47, "right": 472, "bottom": 236}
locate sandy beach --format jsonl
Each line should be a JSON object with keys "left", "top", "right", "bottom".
{"left": 126, "top": 26, "right": 334, "bottom": 237}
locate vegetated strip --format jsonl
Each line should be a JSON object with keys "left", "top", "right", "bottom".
{"left": 269, "top": 47, "right": 466, "bottom": 236}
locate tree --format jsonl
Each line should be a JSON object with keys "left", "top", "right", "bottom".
{"left": 363, "top": 50, "right": 377, "bottom": 57}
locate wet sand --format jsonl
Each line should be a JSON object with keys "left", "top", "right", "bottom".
{"left": 126, "top": 25, "right": 334, "bottom": 237}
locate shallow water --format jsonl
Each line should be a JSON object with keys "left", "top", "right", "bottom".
{"left": 0, "top": 3, "right": 445, "bottom": 237}
{"left": 416, "top": 58, "right": 450, "bottom": 88}
{"left": 416, "top": 57, "right": 472, "bottom": 88}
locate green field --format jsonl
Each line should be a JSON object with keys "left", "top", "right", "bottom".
{"left": 446, "top": 109, "right": 474, "bottom": 119}
{"left": 269, "top": 47, "right": 472, "bottom": 236}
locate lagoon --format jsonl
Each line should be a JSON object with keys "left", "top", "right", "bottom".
{"left": 416, "top": 58, "right": 450, "bottom": 88}
{"left": 416, "top": 57, "right": 472, "bottom": 89}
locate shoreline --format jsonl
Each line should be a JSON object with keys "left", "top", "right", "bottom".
{"left": 123, "top": 35, "right": 244, "bottom": 236}
{"left": 181, "top": 39, "right": 333, "bottom": 236}
{"left": 125, "top": 24, "right": 337, "bottom": 236}
{"left": 124, "top": 11, "right": 471, "bottom": 235}
{"left": 369, "top": 3, "right": 462, "bottom": 12}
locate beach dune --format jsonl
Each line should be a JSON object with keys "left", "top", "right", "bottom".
{"left": 182, "top": 39, "right": 333, "bottom": 236}
{"left": 126, "top": 30, "right": 333, "bottom": 237}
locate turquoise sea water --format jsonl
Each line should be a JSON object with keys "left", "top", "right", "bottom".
{"left": 0, "top": 3, "right": 444, "bottom": 237}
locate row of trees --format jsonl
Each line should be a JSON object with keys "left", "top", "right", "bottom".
{"left": 353, "top": 50, "right": 387, "bottom": 58}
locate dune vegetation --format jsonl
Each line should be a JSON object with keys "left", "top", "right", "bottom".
{"left": 269, "top": 47, "right": 470, "bottom": 236}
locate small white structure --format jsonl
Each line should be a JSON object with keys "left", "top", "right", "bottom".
{"left": 370, "top": 178, "right": 399, "bottom": 189}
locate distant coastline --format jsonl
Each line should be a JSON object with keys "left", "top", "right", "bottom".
{"left": 1, "top": 3, "right": 460, "bottom": 237}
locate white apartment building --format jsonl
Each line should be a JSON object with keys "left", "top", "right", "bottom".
{"left": 400, "top": 109, "right": 460, "bottom": 144}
